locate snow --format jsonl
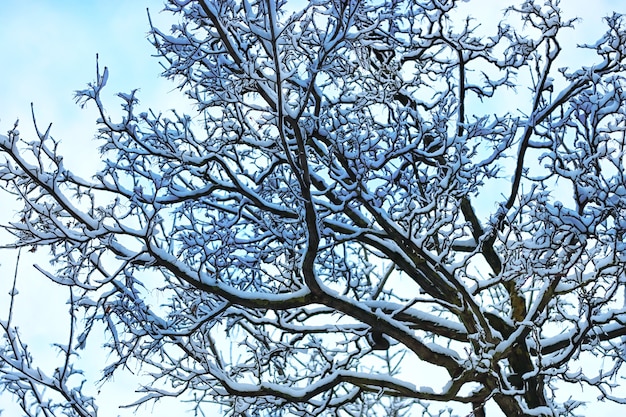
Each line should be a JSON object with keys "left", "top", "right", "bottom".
{"left": 3, "top": 0, "right": 626, "bottom": 416}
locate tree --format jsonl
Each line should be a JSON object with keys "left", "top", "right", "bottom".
{"left": 1, "top": 0, "right": 626, "bottom": 415}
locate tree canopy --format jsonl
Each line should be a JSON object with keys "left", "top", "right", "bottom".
{"left": 1, "top": 0, "right": 626, "bottom": 416}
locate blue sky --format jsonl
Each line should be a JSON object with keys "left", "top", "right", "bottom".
{"left": 0, "top": 1, "right": 190, "bottom": 177}
{"left": 0, "top": 1, "right": 625, "bottom": 416}
{"left": 0, "top": 2, "right": 189, "bottom": 416}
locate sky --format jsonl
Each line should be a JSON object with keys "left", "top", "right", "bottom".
{"left": 0, "top": 2, "right": 191, "bottom": 415}
{"left": 0, "top": 0, "right": 193, "bottom": 177}
{"left": 0, "top": 0, "right": 625, "bottom": 416}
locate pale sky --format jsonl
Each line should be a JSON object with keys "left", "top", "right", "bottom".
{"left": 0, "top": 1, "right": 191, "bottom": 176}
{"left": 0, "top": 1, "right": 625, "bottom": 416}
{"left": 0, "top": 2, "right": 190, "bottom": 416}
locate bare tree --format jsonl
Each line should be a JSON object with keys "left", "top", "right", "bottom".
{"left": 2, "top": 0, "right": 626, "bottom": 416}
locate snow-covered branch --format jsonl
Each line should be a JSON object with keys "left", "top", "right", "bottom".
{"left": 2, "top": 1, "right": 626, "bottom": 416}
